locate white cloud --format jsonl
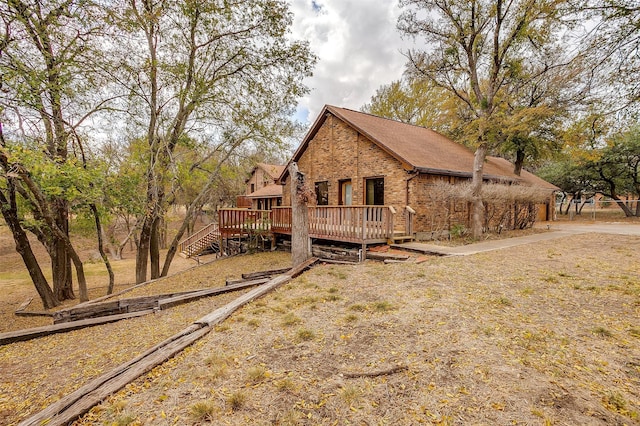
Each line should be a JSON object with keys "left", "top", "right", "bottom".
{"left": 288, "top": 0, "right": 412, "bottom": 123}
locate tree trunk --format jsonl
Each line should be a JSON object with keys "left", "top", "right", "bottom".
{"left": 611, "top": 195, "right": 634, "bottom": 217}
{"left": 136, "top": 215, "right": 153, "bottom": 284}
{"left": 471, "top": 143, "right": 488, "bottom": 239}
{"left": 514, "top": 149, "right": 525, "bottom": 176}
{"left": 0, "top": 187, "right": 59, "bottom": 309}
{"left": 91, "top": 204, "right": 115, "bottom": 295}
{"left": 150, "top": 216, "right": 161, "bottom": 280}
{"left": 290, "top": 162, "right": 311, "bottom": 267}
{"left": 48, "top": 198, "right": 73, "bottom": 300}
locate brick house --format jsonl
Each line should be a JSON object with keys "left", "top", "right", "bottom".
{"left": 278, "top": 105, "right": 557, "bottom": 236}
{"left": 243, "top": 163, "right": 285, "bottom": 210}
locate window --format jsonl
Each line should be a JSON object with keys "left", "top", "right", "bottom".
{"left": 365, "top": 177, "right": 384, "bottom": 205}
{"left": 315, "top": 181, "right": 329, "bottom": 205}
{"left": 339, "top": 179, "right": 352, "bottom": 205}
{"left": 250, "top": 183, "right": 255, "bottom": 193}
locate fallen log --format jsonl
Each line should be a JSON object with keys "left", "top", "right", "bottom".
{"left": 18, "top": 257, "right": 318, "bottom": 426}
{"left": 0, "top": 310, "right": 154, "bottom": 346}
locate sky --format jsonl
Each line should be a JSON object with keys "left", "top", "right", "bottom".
{"left": 288, "top": 0, "right": 414, "bottom": 124}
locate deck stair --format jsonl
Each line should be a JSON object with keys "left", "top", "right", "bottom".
{"left": 179, "top": 223, "right": 220, "bottom": 258}
{"left": 388, "top": 232, "right": 414, "bottom": 244}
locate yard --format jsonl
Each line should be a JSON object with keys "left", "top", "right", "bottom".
{"left": 0, "top": 228, "right": 639, "bottom": 425}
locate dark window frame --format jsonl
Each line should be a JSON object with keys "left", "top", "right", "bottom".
{"left": 315, "top": 181, "right": 329, "bottom": 205}
{"left": 364, "top": 177, "right": 384, "bottom": 205}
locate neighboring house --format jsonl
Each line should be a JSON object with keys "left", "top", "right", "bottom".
{"left": 278, "top": 105, "right": 558, "bottom": 235}
{"left": 244, "top": 163, "right": 285, "bottom": 210}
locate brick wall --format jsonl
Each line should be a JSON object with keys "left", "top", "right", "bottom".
{"left": 407, "top": 174, "right": 471, "bottom": 232}
{"left": 283, "top": 112, "right": 542, "bottom": 235}
{"left": 283, "top": 113, "right": 409, "bottom": 231}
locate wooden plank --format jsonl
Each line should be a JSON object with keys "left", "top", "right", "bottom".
{"left": 383, "top": 259, "right": 410, "bottom": 264}
{"left": 53, "top": 290, "right": 215, "bottom": 324}
{"left": 225, "top": 277, "right": 270, "bottom": 286}
{"left": 241, "top": 267, "right": 291, "bottom": 280}
{"left": 15, "top": 310, "right": 53, "bottom": 318}
{"left": 1, "top": 310, "right": 154, "bottom": 346}
{"left": 158, "top": 280, "right": 269, "bottom": 310}
{"left": 17, "top": 323, "right": 207, "bottom": 426}
{"left": 318, "top": 259, "right": 358, "bottom": 265}
{"left": 53, "top": 301, "right": 124, "bottom": 324}
{"left": 15, "top": 298, "right": 33, "bottom": 313}
{"left": 366, "top": 252, "right": 410, "bottom": 261}
{"left": 196, "top": 257, "right": 318, "bottom": 326}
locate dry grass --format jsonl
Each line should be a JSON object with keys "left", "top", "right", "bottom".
{"left": 68, "top": 233, "right": 640, "bottom": 426}
{"left": 1, "top": 230, "right": 639, "bottom": 425}
{"left": 0, "top": 247, "right": 291, "bottom": 426}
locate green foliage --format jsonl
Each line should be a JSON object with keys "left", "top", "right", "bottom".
{"left": 362, "top": 77, "right": 460, "bottom": 137}
{"left": 538, "top": 122, "right": 640, "bottom": 217}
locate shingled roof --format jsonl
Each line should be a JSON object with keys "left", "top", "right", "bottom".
{"left": 281, "top": 105, "right": 557, "bottom": 190}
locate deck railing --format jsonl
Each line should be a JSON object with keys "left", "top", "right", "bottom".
{"left": 218, "top": 208, "right": 271, "bottom": 237}
{"left": 269, "top": 205, "right": 394, "bottom": 243}
{"left": 271, "top": 206, "right": 292, "bottom": 234}
{"left": 307, "top": 206, "right": 393, "bottom": 242}
{"left": 178, "top": 222, "right": 219, "bottom": 256}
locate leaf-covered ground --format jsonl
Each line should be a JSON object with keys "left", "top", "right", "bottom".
{"left": 0, "top": 251, "right": 292, "bottom": 425}
{"left": 1, "top": 232, "right": 639, "bottom": 425}
{"left": 72, "top": 233, "right": 640, "bottom": 425}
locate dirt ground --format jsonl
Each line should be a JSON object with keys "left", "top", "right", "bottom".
{"left": 1, "top": 229, "right": 638, "bottom": 425}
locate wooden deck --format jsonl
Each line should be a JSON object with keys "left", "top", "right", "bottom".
{"left": 179, "top": 206, "right": 398, "bottom": 257}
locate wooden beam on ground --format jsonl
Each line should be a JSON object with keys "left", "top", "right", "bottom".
{"left": 366, "top": 252, "right": 410, "bottom": 261}
{"left": 17, "top": 258, "right": 319, "bottom": 426}
{"left": 225, "top": 277, "right": 270, "bottom": 286}
{"left": 196, "top": 257, "right": 318, "bottom": 326}
{"left": 319, "top": 259, "right": 358, "bottom": 265}
{"left": 7, "top": 281, "right": 270, "bottom": 345}
{"left": 0, "top": 310, "right": 154, "bottom": 346}
{"left": 15, "top": 310, "right": 53, "bottom": 318}
{"left": 158, "top": 279, "right": 270, "bottom": 310}
{"left": 240, "top": 267, "right": 291, "bottom": 280}
{"left": 15, "top": 298, "right": 32, "bottom": 313}
{"left": 14, "top": 298, "right": 54, "bottom": 317}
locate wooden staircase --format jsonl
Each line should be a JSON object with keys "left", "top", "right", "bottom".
{"left": 178, "top": 223, "right": 221, "bottom": 258}
{"left": 388, "top": 233, "right": 414, "bottom": 244}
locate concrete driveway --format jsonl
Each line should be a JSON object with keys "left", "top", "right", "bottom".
{"left": 549, "top": 222, "right": 640, "bottom": 236}
{"left": 395, "top": 221, "right": 640, "bottom": 257}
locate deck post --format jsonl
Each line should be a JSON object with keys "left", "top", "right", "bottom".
{"left": 361, "top": 207, "right": 367, "bottom": 261}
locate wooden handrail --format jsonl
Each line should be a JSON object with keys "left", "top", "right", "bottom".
{"left": 218, "top": 205, "right": 396, "bottom": 244}
{"left": 178, "top": 223, "right": 218, "bottom": 254}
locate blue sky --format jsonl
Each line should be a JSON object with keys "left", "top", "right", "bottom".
{"left": 288, "top": 0, "right": 413, "bottom": 123}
